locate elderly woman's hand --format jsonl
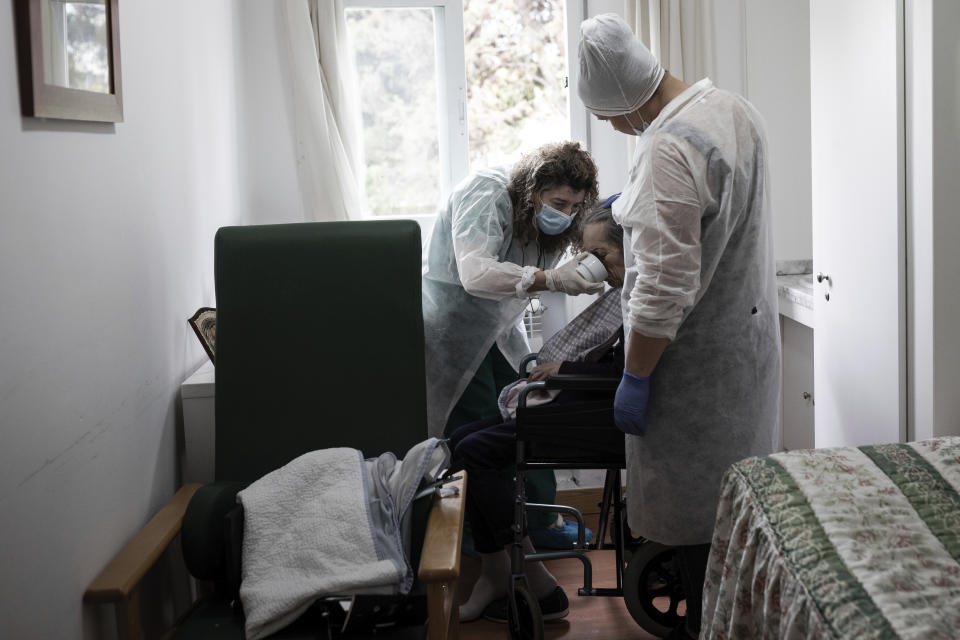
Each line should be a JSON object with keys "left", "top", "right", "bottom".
{"left": 528, "top": 361, "right": 562, "bottom": 381}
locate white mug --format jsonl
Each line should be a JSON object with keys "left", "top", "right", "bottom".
{"left": 576, "top": 253, "right": 608, "bottom": 283}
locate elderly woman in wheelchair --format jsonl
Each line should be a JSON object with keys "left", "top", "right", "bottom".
{"left": 445, "top": 203, "right": 627, "bottom": 625}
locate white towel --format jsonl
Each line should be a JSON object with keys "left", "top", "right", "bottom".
{"left": 237, "top": 438, "right": 449, "bottom": 639}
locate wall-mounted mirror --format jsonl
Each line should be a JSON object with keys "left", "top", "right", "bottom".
{"left": 15, "top": 0, "right": 123, "bottom": 122}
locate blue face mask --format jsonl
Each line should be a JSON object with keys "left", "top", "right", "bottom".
{"left": 536, "top": 203, "right": 574, "bottom": 235}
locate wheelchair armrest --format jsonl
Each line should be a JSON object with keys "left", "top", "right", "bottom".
{"left": 518, "top": 375, "right": 620, "bottom": 408}
{"left": 542, "top": 374, "right": 621, "bottom": 390}
{"left": 84, "top": 483, "right": 203, "bottom": 607}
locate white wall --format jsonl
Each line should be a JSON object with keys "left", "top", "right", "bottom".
{"left": 725, "top": 0, "right": 812, "bottom": 263}
{"left": 583, "top": 0, "right": 812, "bottom": 264}
{"left": 929, "top": 0, "right": 960, "bottom": 438}
{"left": 711, "top": 0, "right": 745, "bottom": 95}
{"left": 563, "top": 1, "right": 813, "bottom": 330}
{"left": 234, "top": 2, "right": 304, "bottom": 226}
{"left": 908, "top": 0, "right": 935, "bottom": 440}
{"left": 582, "top": 0, "right": 631, "bottom": 198}
{"left": 0, "top": 2, "right": 245, "bottom": 637}
{"left": 908, "top": 0, "right": 960, "bottom": 439}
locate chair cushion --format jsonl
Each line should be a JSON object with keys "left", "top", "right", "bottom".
{"left": 172, "top": 598, "right": 336, "bottom": 640}
{"left": 181, "top": 481, "right": 247, "bottom": 580}
{"left": 171, "top": 597, "right": 245, "bottom": 640}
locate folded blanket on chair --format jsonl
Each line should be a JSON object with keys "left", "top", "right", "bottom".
{"left": 237, "top": 437, "right": 450, "bottom": 640}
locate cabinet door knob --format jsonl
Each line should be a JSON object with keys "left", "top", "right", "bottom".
{"left": 816, "top": 272, "right": 830, "bottom": 283}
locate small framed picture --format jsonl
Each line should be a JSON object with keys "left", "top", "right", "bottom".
{"left": 14, "top": 0, "right": 124, "bottom": 122}
{"left": 188, "top": 307, "right": 217, "bottom": 364}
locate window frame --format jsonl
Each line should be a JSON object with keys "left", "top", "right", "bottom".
{"left": 342, "top": 0, "right": 469, "bottom": 222}
{"left": 342, "top": 0, "right": 588, "bottom": 223}
{"left": 565, "top": 0, "right": 588, "bottom": 147}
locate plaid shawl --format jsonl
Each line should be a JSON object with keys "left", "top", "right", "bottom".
{"left": 498, "top": 288, "right": 622, "bottom": 419}
{"left": 537, "top": 287, "right": 623, "bottom": 364}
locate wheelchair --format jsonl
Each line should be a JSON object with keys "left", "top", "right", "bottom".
{"left": 505, "top": 354, "right": 686, "bottom": 640}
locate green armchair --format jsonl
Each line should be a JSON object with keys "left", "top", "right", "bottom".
{"left": 85, "top": 221, "right": 465, "bottom": 640}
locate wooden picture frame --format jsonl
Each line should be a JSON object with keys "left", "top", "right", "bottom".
{"left": 188, "top": 308, "right": 217, "bottom": 365}
{"left": 14, "top": 0, "right": 123, "bottom": 123}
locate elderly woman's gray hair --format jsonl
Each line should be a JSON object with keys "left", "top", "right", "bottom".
{"left": 575, "top": 202, "right": 623, "bottom": 250}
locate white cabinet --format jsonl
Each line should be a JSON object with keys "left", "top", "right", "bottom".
{"left": 778, "top": 273, "right": 815, "bottom": 450}
{"left": 781, "top": 316, "right": 815, "bottom": 450}
{"left": 181, "top": 361, "right": 216, "bottom": 484}
{"left": 727, "top": 0, "right": 960, "bottom": 445}
{"left": 810, "top": 0, "right": 906, "bottom": 447}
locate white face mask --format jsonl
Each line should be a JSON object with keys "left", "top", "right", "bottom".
{"left": 628, "top": 113, "right": 650, "bottom": 136}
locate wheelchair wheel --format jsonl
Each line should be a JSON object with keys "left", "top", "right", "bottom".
{"left": 622, "top": 541, "right": 685, "bottom": 637}
{"left": 507, "top": 579, "right": 544, "bottom": 640}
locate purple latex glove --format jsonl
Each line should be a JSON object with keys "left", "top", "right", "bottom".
{"left": 613, "top": 371, "right": 650, "bottom": 435}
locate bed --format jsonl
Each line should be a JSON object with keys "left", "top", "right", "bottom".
{"left": 702, "top": 436, "right": 960, "bottom": 639}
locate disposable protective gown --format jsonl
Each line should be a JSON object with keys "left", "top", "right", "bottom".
{"left": 613, "top": 79, "right": 781, "bottom": 545}
{"left": 423, "top": 167, "right": 562, "bottom": 436}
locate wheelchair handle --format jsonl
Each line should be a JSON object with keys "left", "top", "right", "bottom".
{"left": 518, "top": 352, "right": 539, "bottom": 377}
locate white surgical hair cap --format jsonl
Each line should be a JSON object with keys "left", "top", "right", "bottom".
{"left": 577, "top": 13, "right": 665, "bottom": 117}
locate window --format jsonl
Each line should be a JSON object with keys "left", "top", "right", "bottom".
{"left": 344, "top": 1, "right": 468, "bottom": 218}
{"left": 343, "top": 0, "right": 576, "bottom": 218}
{"left": 463, "top": 0, "right": 569, "bottom": 168}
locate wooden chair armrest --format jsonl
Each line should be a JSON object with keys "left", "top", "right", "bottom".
{"left": 84, "top": 483, "right": 203, "bottom": 604}
{"left": 418, "top": 473, "right": 466, "bottom": 582}
{"left": 417, "top": 473, "right": 466, "bottom": 640}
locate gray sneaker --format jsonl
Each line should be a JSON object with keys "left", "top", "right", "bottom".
{"left": 482, "top": 586, "right": 569, "bottom": 623}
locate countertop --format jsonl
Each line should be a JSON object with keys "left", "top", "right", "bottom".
{"left": 776, "top": 261, "right": 813, "bottom": 328}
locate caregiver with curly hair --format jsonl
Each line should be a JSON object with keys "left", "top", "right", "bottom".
{"left": 422, "top": 140, "right": 602, "bottom": 438}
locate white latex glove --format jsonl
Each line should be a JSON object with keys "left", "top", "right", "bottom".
{"left": 544, "top": 252, "right": 605, "bottom": 295}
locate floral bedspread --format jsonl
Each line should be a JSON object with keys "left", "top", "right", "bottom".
{"left": 701, "top": 437, "right": 960, "bottom": 639}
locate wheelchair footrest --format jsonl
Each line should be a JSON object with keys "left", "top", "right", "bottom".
{"left": 577, "top": 587, "right": 623, "bottom": 598}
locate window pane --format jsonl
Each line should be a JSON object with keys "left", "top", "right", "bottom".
{"left": 464, "top": 0, "right": 568, "bottom": 168}
{"left": 346, "top": 8, "right": 441, "bottom": 217}
{"left": 41, "top": 0, "right": 110, "bottom": 93}
{"left": 65, "top": 1, "right": 110, "bottom": 93}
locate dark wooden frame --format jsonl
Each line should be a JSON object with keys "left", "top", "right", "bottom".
{"left": 14, "top": 0, "right": 123, "bottom": 122}
{"left": 187, "top": 307, "right": 217, "bottom": 365}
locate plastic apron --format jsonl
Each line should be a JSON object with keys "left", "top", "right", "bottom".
{"left": 613, "top": 79, "right": 781, "bottom": 545}
{"left": 422, "top": 167, "right": 562, "bottom": 437}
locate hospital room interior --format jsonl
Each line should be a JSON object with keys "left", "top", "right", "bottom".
{"left": 3, "top": 0, "right": 960, "bottom": 639}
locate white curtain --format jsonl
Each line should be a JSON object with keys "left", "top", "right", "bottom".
{"left": 626, "top": 0, "right": 716, "bottom": 83}
{"left": 281, "top": 0, "right": 364, "bottom": 221}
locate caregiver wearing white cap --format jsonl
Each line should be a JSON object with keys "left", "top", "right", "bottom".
{"left": 578, "top": 13, "right": 780, "bottom": 640}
